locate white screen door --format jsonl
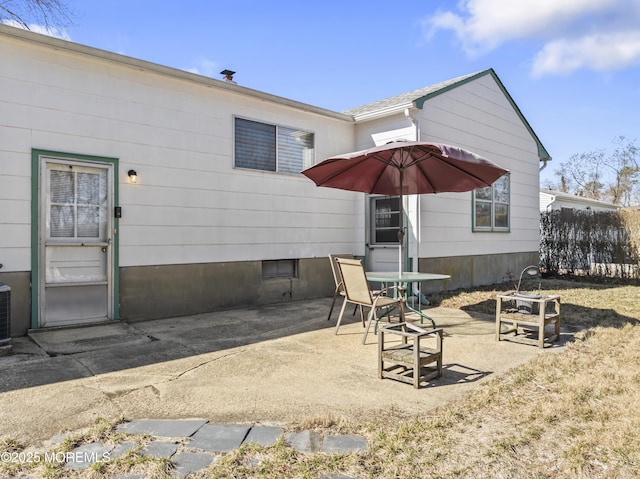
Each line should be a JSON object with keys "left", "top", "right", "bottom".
{"left": 39, "top": 159, "right": 114, "bottom": 327}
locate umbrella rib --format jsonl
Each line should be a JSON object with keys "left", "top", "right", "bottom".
{"left": 406, "top": 147, "right": 439, "bottom": 192}
{"left": 309, "top": 154, "right": 397, "bottom": 194}
{"left": 312, "top": 156, "right": 373, "bottom": 186}
{"left": 435, "top": 156, "right": 496, "bottom": 186}
{"left": 410, "top": 148, "right": 499, "bottom": 192}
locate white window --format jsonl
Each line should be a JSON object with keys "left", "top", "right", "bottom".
{"left": 473, "top": 174, "right": 510, "bottom": 231}
{"left": 370, "top": 196, "right": 401, "bottom": 244}
{"left": 234, "top": 117, "right": 314, "bottom": 174}
{"left": 48, "top": 166, "right": 108, "bottom": 239}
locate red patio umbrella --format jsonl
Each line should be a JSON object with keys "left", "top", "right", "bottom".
{"left": 301, "top": 140, "right": 509, "bottom": 275}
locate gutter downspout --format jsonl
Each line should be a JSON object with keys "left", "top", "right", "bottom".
{"left": 539, "top": 158, "right": 549, "bottom": 172}
{"left": 405, "top": 108, "right": 420, "bottom": 280}
{"left": 405, "top": 108, "right": 430, "bottom": 304}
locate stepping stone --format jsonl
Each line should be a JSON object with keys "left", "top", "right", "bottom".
{"left": 322, "top": 435, "right": 368, "bottom": 454}
{"left": 116, "top": 419, "right": 207, "bottom": 437}
{"left": 244, "top": 426, "right": 283, "bottom": 447}
{"left": 139, "top": 441, "right": 178, "bottom": 459}
{"left": 188, "top": 423, "right": 251, "bottom": 453}
{"left": 285, "top": 430, "right": 322, "bottom": 454}
{"left": 110, "top": 442, "right": 138, "bottom": 459}
{"left": 172, "top": 451, "right": 216, "bottom": 477}
{"left": 65, "top": 442, "right": 111, "bottom": 470}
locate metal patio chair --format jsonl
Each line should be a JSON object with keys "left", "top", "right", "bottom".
{"left": 335, "top": 257, "right": 404, "bottom": 344}
{"left": 327, "top": 254, "right": 359, "bottom": 322}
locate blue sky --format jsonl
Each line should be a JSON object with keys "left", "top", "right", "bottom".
{"left": 8, "top": 0, "right": 640, "bottom": 187}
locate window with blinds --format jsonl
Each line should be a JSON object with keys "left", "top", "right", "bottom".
{"left": 49, "top": 167, "right": 107, "bottom": 239}
{"left": 235, "top": 117, "right": 314, "bottom": 173}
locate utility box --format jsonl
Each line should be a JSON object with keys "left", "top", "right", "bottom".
{"left": 0, "top": 283, "right": 10, "bottom": 343}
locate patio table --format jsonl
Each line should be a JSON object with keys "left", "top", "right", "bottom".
{"left": 366, "top": 272, "right": 450, "bottom": 328}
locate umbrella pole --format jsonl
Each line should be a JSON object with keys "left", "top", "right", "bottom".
{"left": 398, "top": 196, "right": 404, "bottom": 278}
{"left": 397, "top": 188, "right": 406, "bottom": 318}
{"left": 398, "top": 170, "right": 404, "bottom": 278}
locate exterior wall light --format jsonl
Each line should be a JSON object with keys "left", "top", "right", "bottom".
{"left": 127, "top": 169, "right": 138, "bottom": 184}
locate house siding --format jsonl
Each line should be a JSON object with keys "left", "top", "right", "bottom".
{"left": 355, "top": 74, "right": 541, "bottom": 286}
{"left": 0, "top": 28, "right": 357, "bottom": 334}
{"left": 0, "top": 26, "right": 550, "bottom": 334}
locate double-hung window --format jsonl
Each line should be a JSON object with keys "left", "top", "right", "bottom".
{"left": 473, "top": 174, "right": 510, "bottom": 231}
{"left": 234, "top": 117, "right": 314, "bottom": 174}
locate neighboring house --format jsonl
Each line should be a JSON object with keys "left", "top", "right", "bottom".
{"left": 540, "top": 189, "right": 621, "bottom": 212}
{"left": 0, "top": 25, "right": 549, "bottom": 336}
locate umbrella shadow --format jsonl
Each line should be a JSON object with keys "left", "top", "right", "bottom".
{"left": 0, "top": 298, "right": 341, "bottom": 393}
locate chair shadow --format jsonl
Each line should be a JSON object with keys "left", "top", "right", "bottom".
{"left": 416, "top": 363, "right": 491, "bottom": 389}
{"left": 438, "top": 363, "right": 491, "bottom": 386}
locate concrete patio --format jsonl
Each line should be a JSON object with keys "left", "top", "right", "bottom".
{"left": 0, "top": 297, "right": 574, "bottom": 446}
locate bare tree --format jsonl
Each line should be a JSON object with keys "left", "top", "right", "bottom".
{"left": 557, "top": 150, "right": 606, "bottom": 200}
{"left": 548, "top": 137, "right": 640, "bottom": 206}
{"left": 0, "top": 0, "right": 72, "bottom": 30}
{"left": 605, "top": 136, "right": 640, "bottom": 206}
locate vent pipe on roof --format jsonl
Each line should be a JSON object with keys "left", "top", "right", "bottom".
{"left": 220, "top": 69, "right": 237, "bottom": 84}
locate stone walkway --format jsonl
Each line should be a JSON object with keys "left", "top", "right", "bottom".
{"left": 51, "top": 419, "right": 367, "bottom": 478}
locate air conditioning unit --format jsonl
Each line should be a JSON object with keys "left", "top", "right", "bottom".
{"left": 0, "top": 283, "right": 10, "bottom": 343}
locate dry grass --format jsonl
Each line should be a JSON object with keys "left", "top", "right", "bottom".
{"left": 436, "top": 277, "right": 640, "bottom": 329}
{"left": 2, "top": 279, "right": 639, "bottom": 478}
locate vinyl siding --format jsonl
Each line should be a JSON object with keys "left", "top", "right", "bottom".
{"left": 0, "top": 31, "right": 359, "bottom": 272}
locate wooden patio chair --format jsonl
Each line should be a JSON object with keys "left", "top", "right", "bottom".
{"left": 335, "top": 257, "right": 404, "bottom": 344}
{"left": 379, "top": 322, "right": 444, "bottom": 388}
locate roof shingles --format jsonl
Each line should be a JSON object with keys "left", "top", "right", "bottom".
{"left": 342, "top": 71, "right": 484, "bottom": 117}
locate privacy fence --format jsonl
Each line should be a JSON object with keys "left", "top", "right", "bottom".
{"left": 540, "top": 209, "right": 640, "bottom": 282}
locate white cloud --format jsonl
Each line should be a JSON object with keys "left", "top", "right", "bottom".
{"left": 185, "top": 58, "right": 219, "bottom": 78}
{"left": 423, "top": 0, "right": 640, "bottom": 75}
{"left": 1, "top": 19, "right": 70, "bottom": 40}
{"left": 532, "top": 31, "right": 640, "bottom": 77}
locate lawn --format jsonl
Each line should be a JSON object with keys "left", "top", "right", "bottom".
{"left": 211, "top": 279, "right": 640, "bottom": 478}
{"left": 2, "top": 279, "right": 639, "bottom": 478}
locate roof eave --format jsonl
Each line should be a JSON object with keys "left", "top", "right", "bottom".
{"left": 350, "top": 102, "right": 416, "bottom": 122}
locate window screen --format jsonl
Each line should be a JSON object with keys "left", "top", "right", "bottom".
{"left": 235, "top": 117, "right": 314, "bottom": 173}
{"left": 371, "top": 196, "right": 401, "bottom": 244}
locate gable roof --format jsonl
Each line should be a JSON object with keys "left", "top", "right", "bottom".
{"left": 343, "top": 68, "right": 550, "bottom": 162}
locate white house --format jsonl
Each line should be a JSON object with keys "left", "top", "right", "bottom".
{"left": 0, "top": 25, "right": 549, "bottom": 336}
{"left": 540, "top": 189, "right": 620, "bottom": 212}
